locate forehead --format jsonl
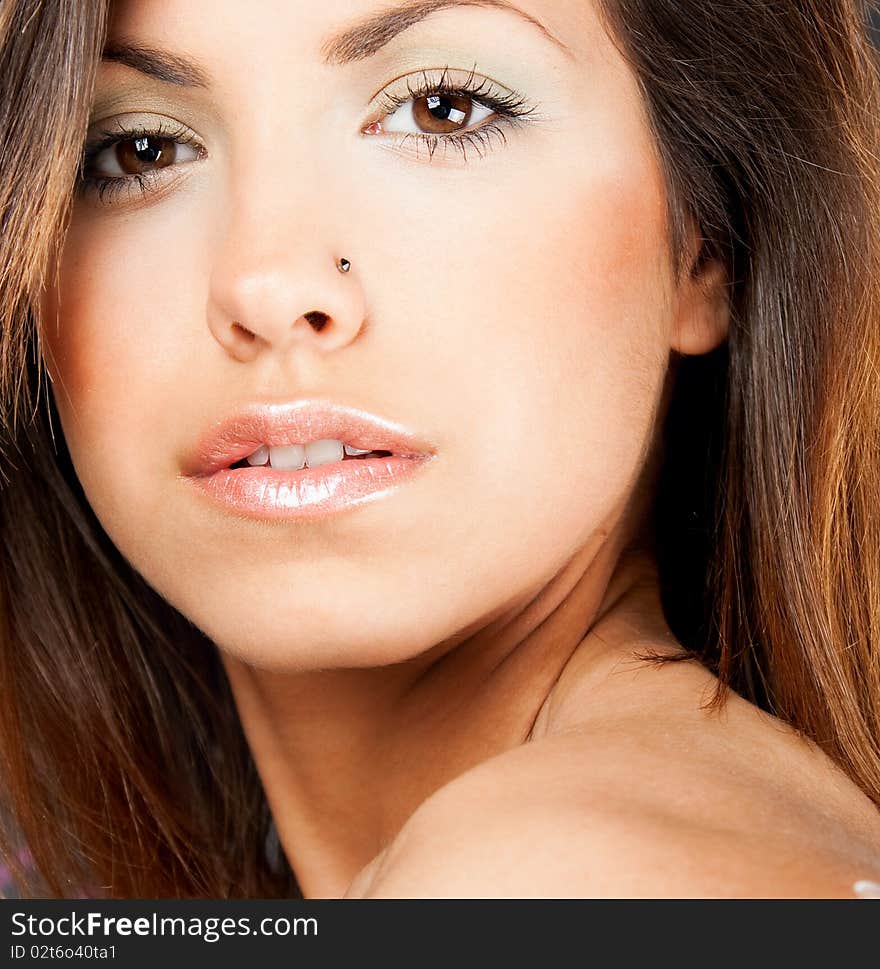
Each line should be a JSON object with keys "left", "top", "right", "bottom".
{"left": 106, "top": 0, "right": 601, "bottom": 65}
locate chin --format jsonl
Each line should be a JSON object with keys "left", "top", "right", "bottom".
{"left": 192, "top": 604, "right": 440, "bottom": 673}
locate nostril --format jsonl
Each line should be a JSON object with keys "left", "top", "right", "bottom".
{"left": 232, "top": 322, "right": 257, "bottom": 341}
{"left": 304, "top": 310, "right": 330, "bottom": 332}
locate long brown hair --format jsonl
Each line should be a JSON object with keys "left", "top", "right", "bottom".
{"left": 1, "top": 0, "right": 879, "bottom": 898}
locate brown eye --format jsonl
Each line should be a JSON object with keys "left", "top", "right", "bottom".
{"left": 85, "top": 130, "right": 201, "bottom": 181}
{"left": 378, "top": 88, "right": 495, "bottom": 138}
{"left": 411, "top": 93, "right": 474, "bottom": 135}
{"left": 114, "top": 136, "right": 177, "bottom": 174}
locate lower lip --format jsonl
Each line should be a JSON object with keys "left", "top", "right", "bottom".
{"left": 185, "top": 454, "right": 432, "bottom": 521}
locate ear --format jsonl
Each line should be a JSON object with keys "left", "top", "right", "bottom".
{"left": 670, "top": 219, "right": 730, "bottom": 356}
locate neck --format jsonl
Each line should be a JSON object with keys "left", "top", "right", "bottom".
{"left": 221, "top": 517, "right": 669, "bottom": 898}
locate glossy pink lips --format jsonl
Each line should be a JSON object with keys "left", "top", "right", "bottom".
{"left": 189, "top": 454, "right": 430, "bottom": 520}
{"left": 181, "top": 400, "right": 435, "bottom": 521}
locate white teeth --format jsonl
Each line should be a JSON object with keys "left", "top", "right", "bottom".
{"left": 244, "top": 439, "right": 353, "bottom": 470}
{"left": 304, "top": 438, "right": 345, "bottom": 467}
{"left": 246, "top": 445, "right": 270, "bottom": 466}
{"left": 267, "top": 444, "right": 306, "bottom": 471}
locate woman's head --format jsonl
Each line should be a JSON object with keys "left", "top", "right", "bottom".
{"left": 1, "top": 0, "right": 879, "bottom": 897}
{"left": 37, "top": 0, "right": 728, "bottom": 673}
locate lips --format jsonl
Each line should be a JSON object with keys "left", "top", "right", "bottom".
{"left": 183, "top": 399, "right": 435, "bottom": 478}
{"left": 181, "top": 399, "right": 436, "bottom": 521}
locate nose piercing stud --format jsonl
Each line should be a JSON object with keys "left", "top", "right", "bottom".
{"left": 337, "top": 257, "right": 351, "bottom": 274}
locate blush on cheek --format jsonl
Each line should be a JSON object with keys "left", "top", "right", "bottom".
{"left": 478, "top": 154, "right": 672, "bottom": 554}
{"left": 497, "top": 155, "right": 671, "bottom": 387}
{"left": 43, "top": 203, "right": 193, "bottom": 434}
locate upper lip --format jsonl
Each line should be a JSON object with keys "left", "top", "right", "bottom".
{"left": 183, "top": 399, "right": 436, "bottom": 477}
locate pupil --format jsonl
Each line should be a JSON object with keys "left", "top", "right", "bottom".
{"left": 426, "top": 95, "right": 453, "bottom": 121}
{"left": 134, "top": 136, "right": 162, "bottom": 163}
{"left": 419, "top": 93, "right": 469, "bottom": 132}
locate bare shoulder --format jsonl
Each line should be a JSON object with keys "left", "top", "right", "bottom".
{"left": 354, "top": 656, "right": 880, "bottom": 899}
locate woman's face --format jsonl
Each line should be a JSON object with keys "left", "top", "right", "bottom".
{"left": 41, "top": 0, "right": 725, "bottom": 671}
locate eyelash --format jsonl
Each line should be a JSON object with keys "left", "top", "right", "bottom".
{"left": 374, "top": 65, "right": 539, "bottom": 162}
{"left": 78, "top": 119, "right": 203, "bottom": 205}
{"left": 77, "top": 66, "right": 539, "bottom": 204}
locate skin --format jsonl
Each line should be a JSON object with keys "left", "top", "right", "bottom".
{"left": 40, "top": 0, "right": 880, "bottom": 897}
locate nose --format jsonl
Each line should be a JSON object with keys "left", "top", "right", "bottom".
{"left": 207, "top": 246, "right": 366, "bottom": 363}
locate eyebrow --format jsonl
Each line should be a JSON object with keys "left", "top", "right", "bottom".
{"left": 101, "top": 0, "right": 572, "bottom": 86}
{"left": 321, "top": 0, "right": 574, "bottom": 64}
{"left": 102, "top": 42, "right": 210, "bottom": 88}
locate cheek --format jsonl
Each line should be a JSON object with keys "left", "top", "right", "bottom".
{"left": 41, "top": 202, "right": 204, "bottom": 543}
{"left": 403, "top": 132, "right": 673, "bottom": 572}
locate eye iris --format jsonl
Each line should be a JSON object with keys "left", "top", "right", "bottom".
{"left": 116, "top": 135, "right": 175, "bottom": 174}
{"left": 414, "top": 93, "right": 472, "bottom": 134}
